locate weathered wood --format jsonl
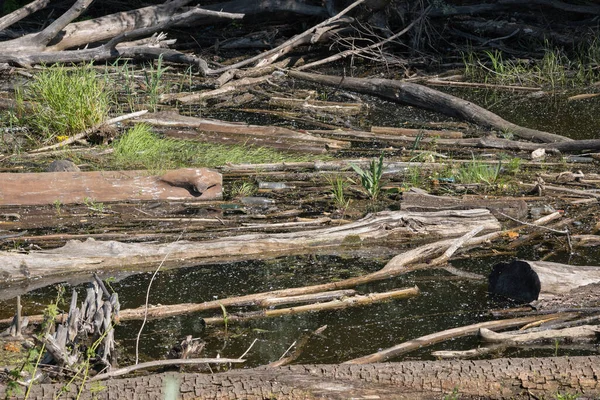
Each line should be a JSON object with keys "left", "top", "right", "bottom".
{"left": 288, "top": 70, "right": 571, "bottom": 143}
{"left": 401, "top": 191, "right": 528, "bottom": 220}
{"left": 480, "top": 325, "right": 600, "bottom": 343}
{"left": 370, "top": 126, "right": 463, "bottom": 138}
{"left": 0, "top": 209, "right": 500, "bottom": 286}
{"left": 344, "top": 314, "right": 565, "bottom": 364}
{"left": 11, "top": 356, "right": 598, "bottom": 399}
{"left": 269, "top": 97, "right": 365, "bottom": 116}
{"left": 488, "top": 260, "right": 600, "bottom": 302}
{"left": 137, "top": 111, "right": 350, "bottom": 153}
{"left": 0, "top": 168, "right": 222, "bottom": 206}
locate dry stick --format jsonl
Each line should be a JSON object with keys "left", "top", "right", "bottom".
{"left": 88, "top": 357, "right": 244, "bottom": 382}
{"left": 269, "top": 325, "right": 328, "bottom": 368}
{"left": 430, "top": 226, "right": 484, "bottom": 266}
{"left": 296, "top": 6, "right": 428, "bottom": 71}
{"left": 135, "top": 230, "right": 186, "bottom": 365}
{"left": 32, "top": 0, "right": 94, "bottom": 47}
{"left": 0, "top": 0, "right": 50, "bottom": 31}
{"left": 497, "top": 211, "right": 572, "bottom": 253}
{"left": 209, "top": 0, "right": 365, "bottom": 74}
{"left": 344, "top": 313, "right": 567, "bottom": 364}
{"left": 29, "top": 110, "right": 148, "bottom": 154}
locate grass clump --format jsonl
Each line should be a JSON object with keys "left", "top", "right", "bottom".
{"left": 113, "top": 124, "right": 318, "bottom": 170}
{"left": 326, "top": 175, "right": 351, "bottom": 213}
{"left": 454, "top": 158, "right": 501, "bottom": 185}
{"left": 463, "top": 44, "right": 600, "bottom": 88}
{"left": 18, "top": 63, "right": 111, "bottom": 143}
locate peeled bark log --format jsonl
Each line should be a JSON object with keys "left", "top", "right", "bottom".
{"left": 288, "top": 70, "right": 570, "bottom": 143}
{"left": 488, "top": 260, "right": 600, "bottom": 302}
{"left": 0, "top": 209, "right": 500, "bottom": 286}
{"left": 4, "top": 356, "right": 599, "bottom": 399}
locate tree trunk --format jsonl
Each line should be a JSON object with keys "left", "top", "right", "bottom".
{"left": 4, "top": 357, "right": 598, "bottom": 399}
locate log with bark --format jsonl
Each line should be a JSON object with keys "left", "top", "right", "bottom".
{"left": 3, "top": 356, "right": 598, "bottom": 399}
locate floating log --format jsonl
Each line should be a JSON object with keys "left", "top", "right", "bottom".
{"left": 269, "top": 96, "right": 365, "bottom": 116}
{"left": 480, "top": 325, "right": 600, "bottom": 344}
{"left": 488, "top": 260, "right": 600, "bottom": 302}
{"left": 0, "top": 168, "right": 222, "bottom": 206}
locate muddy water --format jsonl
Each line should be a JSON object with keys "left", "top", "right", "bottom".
{"left": 1, "top": 247, "right": 598, "bottom": 367}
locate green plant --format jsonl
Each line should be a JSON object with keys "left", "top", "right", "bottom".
{"left": 351, "top": 153, "right": 385, "bottom": 201}
{"left": 17, "top": 63, "right": 111, "bottom": 143}
{"left": 443, "top": 387, "right": 461, "bottom": 400}
{"left": 84, "top": 197, "right": 108, "bottom": 214}
{"left": 404, "top": 165, "right": 423, "bottom": 189}
{"left": 454, "top": 158, "right": 501, "bottom": 186}
{"left": 143, "top": 55, "right": 167, "bottom": 112}
{"left": 113, "top": 123, "right": 319, "bottom": 170}
{"left": 229, "top": 181, "right": 256, "bottom": 198}
{"left": 326, "top": 175, "right": 351, "bottom": 212}
{"left": 220, "top": 304, "right": 229, "bottom": 336}
{"left": 555, "top": 392, "right": 580, "bottom": 400}
{"left": 53, "top": 199, "right": 63, "bottom": 216}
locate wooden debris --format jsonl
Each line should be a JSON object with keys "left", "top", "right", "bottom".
{"left": 401, "top": 191, "right": 528, "bottom": 220}
{"left": 136, "top": 111, "right": 349, "bottom": 153}
{"left": 370, "top": 126, "right": 463, "bottom": 139}
{"left": 0, "top": 168, "right": 222, "bottom": 206}
{"left": 479, "top": 325, "right": 600, "bottom": 343}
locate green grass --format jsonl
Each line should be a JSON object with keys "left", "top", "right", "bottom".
{"left": 326, "top": 174, "right": 351, "bottom": 212}
{"left": 463, "top": 43, "right": 600, "bottom": 88}
{"left": 453, "top": 158, "right": 501, "bottom": 185}
{"left": 17, "top": 63, "right": 112, "bottom": 143}
{"left": 113, "top": 123, "right": 319, "bottom": 170}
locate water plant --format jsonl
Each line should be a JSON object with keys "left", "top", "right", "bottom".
{"left": 326, "top": 175, "right": 351, "bottom": 213}
{"left": 454, "top": 158, "right": 501, "bottom": 186}
{"left": 351, "top": 153, "right": 385, "bottom": 201}
{"left": 17, "top": 63, "right": 111, "bottom": 143}
{"left": 143, "top": 55, "right": 167, "bottom": 112}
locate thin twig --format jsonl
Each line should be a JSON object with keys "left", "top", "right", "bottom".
{"left": 238, "top": 338, "right": 258, "bottom": 360}
{"left": 498, "top": 211, "right": 572, "bottom": 254}
{"left": 135, "top": 230, "right": 186, "bottom": 364}
{"left": 29, "top": 110, "right": 148, "bottom": 154}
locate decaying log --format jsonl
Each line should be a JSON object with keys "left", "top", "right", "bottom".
{"left": 370, "top": 126, "right": 463, "bottom": 139}
{"left": 136, "top": 111, "right": 350, "bottom": 153}
{"left": 0, "top": 168, "right": 222, "bottom": 206}
{"left": 488, "top": 260, "right": 600, "bottom": 303}
{"left": 479, "top": 325, "right": 600, "bottom": 344}
{"left": 10, "top": 356, "right": 599, "bottom": 399}
{"left": 268, "top": 97, "right": 366, "bottom": 116}
{"left": 401, "top": 191, "right": 528, "bottom": 221}
{"left": 288, "top": 71, "right": 570, "bottom": 143}
{"left": 0, "top": 209, "right": 500, "bottom": 286}
{"left": 344, "top": 313, "right": 565, "bottom": 364}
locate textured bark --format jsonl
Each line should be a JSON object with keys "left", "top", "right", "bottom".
{"left": 3, "top": 357, "right": 598, "bottom": 399}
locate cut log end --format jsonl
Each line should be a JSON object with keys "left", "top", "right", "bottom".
{"left": 488, "top": 260, "right": 541, "bottom": 302}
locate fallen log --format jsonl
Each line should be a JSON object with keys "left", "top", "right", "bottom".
{"left": 0, "top": 168, "right": 222, "bottom": 206}
{"left": 480, "top": 325, "right": 600, "bottom": 343}
{"left": 11, "top": 356, "right": 598, "bottom": 399}
{"left": 488, "top": 260, "right": 600, "bottom": 303}
{"left": 344, "top": 313, "right": 565, "bottom": 364}
{"left": 288, "top": 70, "right": 570, "bottom": 143}
{"left": 401, "top": 191, "right": 528, "bottom": 220}
{"left": 136, "top": 111, "right": 350, "bottom": 153}
{"left": 0, "top": 209, "right": 500, "bottom": 287}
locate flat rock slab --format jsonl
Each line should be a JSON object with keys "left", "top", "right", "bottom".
{"left": 0, "top": 168, "right": 222, "bottom": 206}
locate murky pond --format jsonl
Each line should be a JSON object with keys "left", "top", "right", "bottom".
{"left": 1, "top": 245, "right": 598, "bottom": 367}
